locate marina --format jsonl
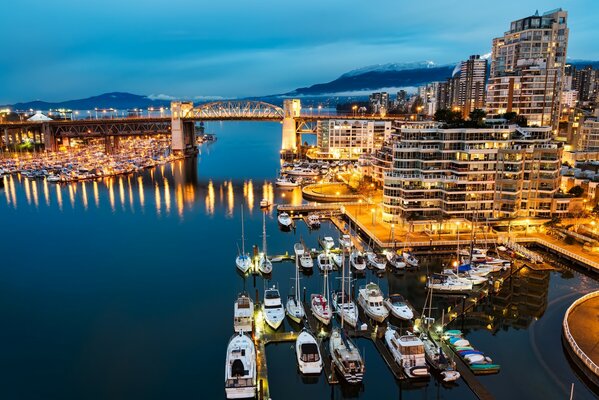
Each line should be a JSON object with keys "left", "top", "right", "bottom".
{"left": 1, "top": 122, "right": 599, "bottom": 400}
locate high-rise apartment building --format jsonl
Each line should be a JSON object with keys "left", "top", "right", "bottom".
{"left": 486, "top": 9, "right": 569, "bottom": 130}
{"left": 574, "top": 66, "right": 599, "bottom": 104}
{"left": 369, "top": 92, "right": 389, "bottom": 116}
{"left": 382, "top": 123, "right": 564, "bottom": 223}
{"left": 457, "top": 55, "right": 488, "bottom": 118}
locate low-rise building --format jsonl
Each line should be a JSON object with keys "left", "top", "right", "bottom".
{"left": 313, "top": 120, "right": 392, "bottom": 160}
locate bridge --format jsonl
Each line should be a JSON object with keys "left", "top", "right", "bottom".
{"left": 0, "top": 99, "right": 394, "bottom": 154}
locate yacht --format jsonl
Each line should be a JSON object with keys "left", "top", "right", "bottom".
{"left": 277, "top": 212, "right": 293, "bottom": 229}
{"left": 402, "top": 251, "right": 419, "bottom": 268}
{"left": 332, "top": 291, "right": 358, "bottom": 328}
{"left": 426, "top": 273, "right": 473, "bottom": 293}
{"left": 357, "top": 282, "right": 389, "bottom": 323}
{"left": 286, "top": 254, "right": 305, "bottom": 323}
{"left": 295, "top": 329, "right": 323, "bottom": 375}
{"left": 317, "top": 253, "right": 333, "bottom": 272}
{"left": 235, "top": 206, "right": 252, "bottom": 274}
{"left": 233, "top": 292, "right": 254, "bottom": 333}
{"left": 339, "top": 234, "right": 352, "bottom": 249}
{"left": 275, "top": 176, "right": 298, "bottom": 187}
{"left": 259, "top": 198, "right": 270, "bottom": 208}
{"left": 224, "top": 332, "right": 256, "bottom": 399}
{"left": 286, "top": 167, "right": 319, "bottom": 177}
{"left": 366, "top": 252, "right": 386, "bottom": 271}
{"left": 262, "top": 286, "right": 285, "bottom": 330}
{"left": 386, "top": 252, "right": 406, "bottom": 270}
{"left": 329, "top": 328, "right": 364, "bottom": 384}
{"left": 384, "top": 328, "right": 430, "bottom": 379}
{"left": 442, "top": 268, "right": 487, "bottom": 286}
{"left": 350, "top": 250, "right": 367, "bottom": 271}
{"left": 420, "top": 333, "right": 460, "bottom": 382}
{"left": 319, "top": 236, "right": 335, "bottom": 251}
{"left": 307, "top": 214, "right": 320, "bottom": 229}
{"left": 384, "top": 294, "right": 414, "bottom": 321}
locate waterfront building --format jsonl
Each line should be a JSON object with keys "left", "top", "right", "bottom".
{"left": 486, "top": 9, "right": 569, "bottom": 130}
{"left": 382, "top": 123, "right": 566, "bottom": 224}
{"left": 314, "top": 120, "right": 392, "bottom": 160}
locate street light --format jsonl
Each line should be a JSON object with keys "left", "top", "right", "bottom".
{"left": 352, "top": 105, "right": 358, "bottom": 117}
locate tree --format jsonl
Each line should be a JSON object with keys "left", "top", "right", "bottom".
{"left": 469, "top": 109, "right": 487, "bottom": 125}
{"left": 500, "top": 112, "right": 528, "bottom": 127}
{"left": 434, "top": 108, "right": 462, "bottom": 123}
{"left": 568, "top": 185, "right": 584, "bottom": 197}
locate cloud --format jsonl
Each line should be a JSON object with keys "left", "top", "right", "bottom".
{"left": 147, "top": 94, "right": 177, "bottom": 101}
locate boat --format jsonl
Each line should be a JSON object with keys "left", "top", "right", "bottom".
{"left": 316, "top": 252, "right": 333, "bottom": 271}
{"left": 262, "top": 286, "right": 285, "bottom": 330}
{"left": 332, "top": 249, "right": 358, "bottom": 328}
{"left": 286, "top": 167, "right": 319, "bottom": 177}
{"left": 384, "top": 328, "right": 430, "bottom": 379}
{"left": 235, "top": 206, "right": 253, "bottom": 274}
{"left": 386, "top": 251, "right": 406, "bottom": 270}
{"left": 307, "top": 214, "right": 320, "bottom": 229}
{"left": 332, "top": 252, "right": 343, "bottom": 268}
{"left": 329, "top": 328, "right": 364, "bottom": 384}
{"left": 443, "top": 330, "right": 500, "bottom": 375}
{"left": 402, "top": 251, "right": 419, "bottom": 268}
{"left": 224, "top": 332, "right": 256, "bottom": 399}
{"left": 384, "top": 294, "right": 414, "bottom": 320}
{"left": 310, "top": 267, "right": 332, "bottom": 325}
{"left": 259, "top": 198, "right": 270, "bottom": 208}
{"left": 258, "top": 211, "right": 273, "bottom": 275}
{"left": 366, "top": 252, "right": 386, "bottom": 271}
{"left": 46, "top": 175, "right": 60, "bottom": 183}
{"left": 357, "top": 282, "right": 389, "bottom": 322}
{"left": 275, "top": 176, "right": 298, "bottom": 187}
{"left": 286, "top": 251, "right": 305, "bottom": 323}
{"left": 339, "top": 234, "right": 352, "bottom": 249}
{"left": 319, "top": 236, "right": 335, "bottom": 251}
{"left": 426, "top": 273, "right": 473, "bottom": 293}
{"left": 350, "top": 250, "right": 367, "bottom": 271}
{"left": 233, "top": 292, "right": 254, "bottom": 333}
{"left": 420, "top": 333, "right": 460, "bottom": 382}
{"left": 295, "top": 329, "right": 323, "bottom": 375}
{"left": 295, "top": 242, "right": 313, "bottom": 270}
{"left": 277, "top": 212, "right": 293, "bottom": 229}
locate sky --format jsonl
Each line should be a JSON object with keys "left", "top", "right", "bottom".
{"left": 1, "top": 0, "right": 598, "bottom": 103}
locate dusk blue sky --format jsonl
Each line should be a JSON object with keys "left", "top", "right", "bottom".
{"left": 1, "top": 0, "right": 597, "bottom": 103}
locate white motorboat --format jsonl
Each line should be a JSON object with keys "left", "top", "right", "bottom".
{"left": 275, "top": 176, "right": 298, "bottom": 187}
{"left": 293, "top": 243, "right": 304, "bottom": 258}
{"left": 286, "top": 253, "right": 305, "bottom": 323}
{"left": 262, "top": 286, "right": 285, "bottom": 330}
{"left": 46, "top": 175, "right": 60, "bottom": 183}
{"left": 319, "top": 236, "right": 335, "bottom": 251}
{"left": 350, "top": 250, "right": 367, "bottom": 271}
{"left": 235, "top": 205, "right": 252, "bottom": 274}
{"left": 297, "top": 244, "right": 313, "bottom": 269}
{"left": 366, "top": 252, "right": 386, "bottom": 271}
{"left": 332, "top": 252, "right": 343, "bottom": 268}
{"left": 317, "top": 253, "right": 333, "bottom": 271}
{"left": 384, "top": 328, "right": 430, "bottom": 379}
{"left": 332, "top": 291, "right": 358, "bottom": 328}
{"left": 339, "top": 234, "right": 352, "bottom": 249}
{"left": 421, "top": 333, "right": 460, "bottom": 382}
{"left": 442, "top": 268, "right": 487, "bottom": 286}
{"left": 277, "top": 212, "right": 293, "bottom": 228}
{"left": 426, "top": 273, "right": 473, "bottom": 293}
{"left": 286, "top": 167, "right": 319, "bottom": 177}
{"left": 295, "top": 329, "right": 322, "bottom": 375}
{"left": 259, "top": 198, "right": 270, "bottom": 208}
{"left": 329, "top": 328, "right": 364, "bottom": 384}
{"left": 233, "top": 292, "right": 254, "bottom": 333}
{"left": 258, "top": 211, "right": 273, "bottom": 274}
{"left": 386, "top": 252, "right": 406, "bottom": 270}
{"left": 224, "top": 332, "right": 256, "bottom": 399}
{"left": 384, "top": 294, "right": 414, "bottom": 321}
{"left": 358, "top": 282, "right": 389, "bottom": 323}
{"left": 402, "top": 251, "right": 419, "bottom": 268}
{"left": 307, "top": 214, "right": 320, "bottom": 229}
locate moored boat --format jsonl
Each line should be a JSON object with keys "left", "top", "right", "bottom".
{"left": 384, "top": 294, "right": 414, "bottom": 320}
{"left": 420, "top": 333, "right": 460, "bottom": 382}
{"left": 350, "top": 250, "right": 367, "bottom": 271}
{"left": 366, "top": 252, "right": 386, "bottom": 271}
{"left": 262, "top": 286, "right": 285, "bottom": 330}
{"left": 233, "top": 292, "right": 254, "bottom": 333}
{"left": 295, "top": 329, "right": 322, "bottom": 375}
{"left": 316, "top": 253, "right": 333, "bottom": 272}
{"left": 329, "top": 328, "right": 364, "bottom": 384}
{"left": 277, "top": 212, "right": 293, "bottom": 229}
{"left": 384, "top": 328, "right": 430, "bottom": 379}
{"left": 319, "top": 236, "right": 335, "bottom": 251}
{"left": 224, "top": 332, "right": 256, "bottom": 399}
{"left": 357, "top": 282, "right": 388, "bottom": 323}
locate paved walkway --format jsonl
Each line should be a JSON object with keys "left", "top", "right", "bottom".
{"left": 567, "top": 296, "right": 599, "bottom": 366}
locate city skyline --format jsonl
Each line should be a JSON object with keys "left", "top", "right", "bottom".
{"left": 1, "top": 1, "right": 598, "bottom": 104}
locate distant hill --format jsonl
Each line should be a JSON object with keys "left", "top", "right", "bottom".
{"left": 5, "top": 92, "right": 172, "bottom": 111}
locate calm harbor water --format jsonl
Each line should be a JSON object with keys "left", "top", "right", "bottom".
{"left": 0, "top": 121, "right": 598, "bottom": 400}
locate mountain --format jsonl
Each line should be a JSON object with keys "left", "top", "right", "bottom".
{"left": 5, "top": 92, "right": 172, "bottom": 111}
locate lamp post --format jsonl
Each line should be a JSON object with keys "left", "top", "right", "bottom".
{"left": 352, "top": 105, "right": 357, "bottom": 117}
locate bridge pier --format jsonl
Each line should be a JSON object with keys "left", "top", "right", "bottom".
{"left": 42, "top": 123, "right": 56, "bottom": 151}
{"left": 282, "top": 99, "right": 301, "bottom": 153}
{"left": 3, "top": 128, "right": 7, "bottom": 150}
{"left": 171, "top": 101, "right": 195, "bottom": 156}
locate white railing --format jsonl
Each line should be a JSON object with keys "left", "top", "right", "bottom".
{"left": 563, "top": 291, "right": 599, "bottom": 377}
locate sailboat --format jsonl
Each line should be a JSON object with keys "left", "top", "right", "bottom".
{"left": 233, "top": 292, "right": 254, "bottom": 333}
{"left": 329, "top": 328, "right": 364, "bottom": 384}
{"left": 332, "top": 250, "right": 358, "bottom": 328}
{"left": 310, "top": 267, "right": 332, "bottom": 325}
{"left": 235, "top": 205, "right": 252, "bottom": 274}
{"left": 224, "top": 331, "right": 256, "bottom": 399}
{"left": 286, "top": 250, "right": 305, "bottom": 323}
{"left": 258, "top": 211, "right": 273, "bottom": 275}
{"left": 402, "top": 229, "right": 419, "bottom": 267}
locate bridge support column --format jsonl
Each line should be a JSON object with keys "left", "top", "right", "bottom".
{"left": 42, "top": 123, "right": 56, "bottom": 151}
{"left": 282, "top": 99, "right": 301, "bottom": 152}
{"left": 3, "top": 128, "right": 8, "bottom": 149}
{"left": 171, "top": 101, "right": 195, "bottom": 156}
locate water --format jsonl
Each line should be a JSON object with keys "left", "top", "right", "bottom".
{"left": 0, "top": 121, "right": 597, "bottom": 399}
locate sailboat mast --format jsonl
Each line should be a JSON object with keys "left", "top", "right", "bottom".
{"left": 341, "top": 248, "right": 346, "bottom": 329}
{"left": 241, "top": 205, "right": 245, "bottom": 255}
{"left": 262, "top": 210, "right": 267, "bottom": 256}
